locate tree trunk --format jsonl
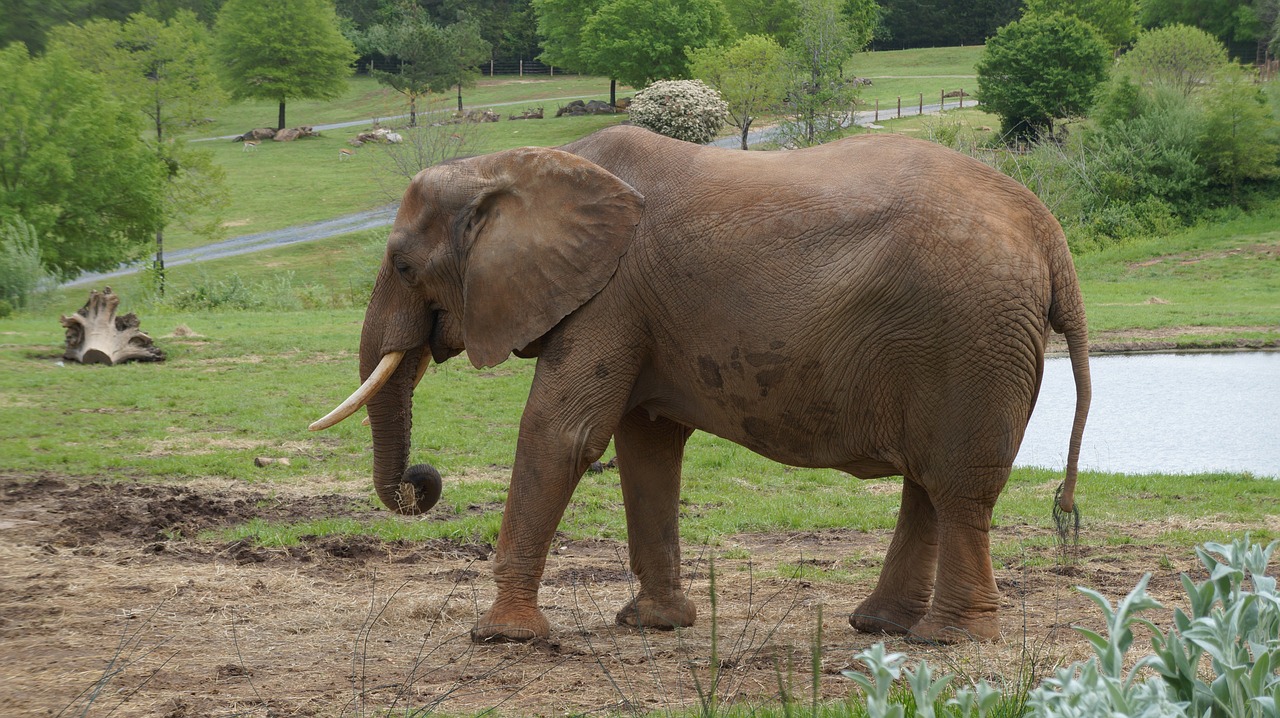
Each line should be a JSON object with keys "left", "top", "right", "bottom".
{"left": 456, "top": 84, "right": 463, "bottom": 113}
{"left": 409, "top": 95, "right": 417, "bottom": 128}
{"left": 610, "top": 79, "right": 617, "bottom": 108}
{"left": 60, "top": 287, "right": 165, "bottom": 365}
{"left": 154, "top": 228, "right": 165, "bottom": 296}
{"left": 277, "top": 100, "right": 286, "bottom": 131}
{"left": 740, "top": 118, "right": 752, "bottom": 150}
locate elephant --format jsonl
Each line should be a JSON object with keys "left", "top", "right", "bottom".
{"left": 312, "top": 125, "right": 1091, "bottom": 644}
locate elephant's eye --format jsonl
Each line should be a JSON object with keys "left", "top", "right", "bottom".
{"left": 393, "top": 259, "right": 413, "bottom": 278}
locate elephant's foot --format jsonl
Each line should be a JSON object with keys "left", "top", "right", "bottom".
{"left": 615, "top": 593, "right": 696, "bottom": 630}
{"left": 471, "top": 602, "right": 551, "bottom": 643}
{"left": 849, "top": 595, "right": 928, "bottom": 636}
{"left": 906, "top": 611, "right": 1000, "bottom": 644}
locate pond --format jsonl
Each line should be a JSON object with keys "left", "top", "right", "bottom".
{"left": 1016, "top": 351, "right": 1280, "bottom": 478}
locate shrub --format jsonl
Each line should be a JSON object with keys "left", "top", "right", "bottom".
{"left": 0, "top": 217, "right": 53, "bottom": 313}
{"left": 976, "top": 12, "right": 1110, "bottom": 139}
{"left": 628, "top": 79, "right": 728, "bottom": 145}
{"left": 842, "top": 535, "right": 1280, "bottom": 717}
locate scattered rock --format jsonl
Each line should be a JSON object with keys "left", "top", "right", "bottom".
{"left": 254, "top": 457, "right": 291, "bottom": 467}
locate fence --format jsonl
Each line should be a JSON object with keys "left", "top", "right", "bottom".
{"left": 359, "top": 56, "right": 570, "bottom": 77}
{"left": 864, "top": 90, "right": 973, "bottom": 123}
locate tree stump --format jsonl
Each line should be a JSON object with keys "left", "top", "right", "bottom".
{"left": 60, "top": 288, "right": 165, "bottom": 365}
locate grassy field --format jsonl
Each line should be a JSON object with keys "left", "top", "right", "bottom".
{"left": 162, "top": 47, "right": 983, "bottom": 252}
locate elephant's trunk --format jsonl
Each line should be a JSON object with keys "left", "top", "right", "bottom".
{"left": 364, "top": 343, "right": 441, "bottom": 515}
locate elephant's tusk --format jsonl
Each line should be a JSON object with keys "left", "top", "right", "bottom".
{"left": 309, "top": 351, "right": 404, "bottom": 431}
{"left": 360, "top": 351, "right": 430, "bottom": 427}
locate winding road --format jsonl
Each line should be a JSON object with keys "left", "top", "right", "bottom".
{"left": 64, "top": 93, "right": 975, "bottom": 289}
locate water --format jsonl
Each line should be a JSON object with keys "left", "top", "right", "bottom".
{"left": 1016, "top": 352, "right": 1280, "bottom": 477}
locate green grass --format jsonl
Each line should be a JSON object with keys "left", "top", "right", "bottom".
{"left": 1073, "top": 205, "right": 1280, "bottom": 339}
{"left": 848, "top": 45, "right": 985, "bottom": 108}
{"left": 3, "top": 279, "right": 1276, "bottom": 552}
{"left": 183, "top": 74, "right": 628, "bottom": 141}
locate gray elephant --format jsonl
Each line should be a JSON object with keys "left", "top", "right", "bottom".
{"left": 313, "top": 125, "right": 1091, "bottom": 644}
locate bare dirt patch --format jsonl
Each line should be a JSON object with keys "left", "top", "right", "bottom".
{"left": 0, "top": 474, "right": 1230, "bottom": 717}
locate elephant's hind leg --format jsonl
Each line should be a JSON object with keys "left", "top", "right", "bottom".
{"left": 851, "top": 477, "right": 937, "bottom": 635}
{"left": 614, "top": 409, "right": 697, "bottom": 630}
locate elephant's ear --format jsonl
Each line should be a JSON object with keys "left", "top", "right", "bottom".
{"left": 459, "top": 147, "right": 644, "bottom": 369}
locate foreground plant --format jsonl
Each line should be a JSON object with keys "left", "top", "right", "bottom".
{"left": 843, "top": 535, "right": 1280, "bottom": 717}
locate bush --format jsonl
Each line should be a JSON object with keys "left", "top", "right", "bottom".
{"left": 0, "top": 217, "right": 53, "bottom": 313}
{"left": 976, "top": 12, "right": 1110, "bottom": 139}
{"left": 628, "top": 79, "right": 728, "bottom": 145}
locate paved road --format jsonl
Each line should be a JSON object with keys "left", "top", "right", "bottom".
{"left": 66, "top": 97, "right": 976, "bottom": 288}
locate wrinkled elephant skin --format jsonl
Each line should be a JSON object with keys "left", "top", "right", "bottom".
{"left": 332, "top": 126, "right": 1091, "bottom": 644}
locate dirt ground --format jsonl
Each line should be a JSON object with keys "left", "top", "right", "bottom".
{"left": 0, "top": 473, "right": 1263, "bottom": 717}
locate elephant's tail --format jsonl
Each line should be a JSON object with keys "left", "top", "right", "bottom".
{"left": 1047, "top": 231, "right": 1091, "bottom": 545}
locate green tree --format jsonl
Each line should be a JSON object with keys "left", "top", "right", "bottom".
{"left": 1118, "top": 24, "right": 1231, "bottom": 96}
{"left": 1197, "top": 64, "right": 1280, "bottom": 194}
{"left": 875, "top": 0, "right": 1019, "bottom": 49}
{"left": 532, "top": 0, "right": 619, "bottom": 100}
{"left": 977, "top": 13, "right": 1111, "bottom": 139}
{"left": 213, "top": 0, "right": 356, "bottom": 130}
{"left": 0, "top": 45, "right": 166, "bottom": 278}
{"left": 779, "top": 0, "right": 875, "bottom": 146}
{"left": 363, "top": 4, "right": 452, "bottom": 125}
{"left": 580, "top": 0, "right": 735, "bottom": 90}
{"left": 1025, "top": 0, "right": 1139, "bottom": 49}
{"left": 689, "top": 34, "right": 788, "bottom": 148}
{"left": 1140, "top": 0, "right": 1266, "bottom": 53}
{"left": 437, "top": 16, "right": 492, "bottom": 113}
{"left": 721, "top": 0, "right": 800, "bottom": 46}
{"left": 50, "top": 12, "right": 228, "bottom": 293}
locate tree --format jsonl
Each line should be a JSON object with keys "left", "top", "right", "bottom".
{"left": 213, "top": 0, "right": 356, "bottom": 130}
{"left": 720, "top": 0, "right": 800, "bottom": 46}
{"left": 689, "top": 34, "right": 788, "bottom": 149}
{"left": 579, "top": 0, "right": 735, "bottom": 90}
{"left": 779, "top": 0, "right": 874, "bottom": 146}
{"left": 50, "top": 11, "right": 228, "bottom": 294}
{"left": 1140, "top": 0, "right": 1264, "bottom": 53}
{"left": 1024, "top": 0, "right": 1139, "bottom": 49}
{"left": 874, "top": 0, "right": 1020, "bottom": 50}
{"left": 437, "top": 17, "right": 492, "bottom": 113}
{"left": 976, "top": 13, "right": 1111, "bottom": 139}
{"left": 0, "top": 45, "right": 166, "bottom": 279}
{"left": 363, "top": 5, "right": 453, "bottom": 126}
{"left": 1118, "top": 24, "right": 1231, "bottom": 96}
{"left": 1197, "top": 63, "right": 1280, "bottom": 194}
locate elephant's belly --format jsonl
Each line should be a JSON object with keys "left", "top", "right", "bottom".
{"left": 630, "top": 364, "right": 901, "bottom": 476}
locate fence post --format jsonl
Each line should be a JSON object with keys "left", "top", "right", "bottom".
{"left": 897, "top": 96, "right": 901, "bottom": 118}
{"left": 874, "top": 98, "right": 879, "bottom": 123}
{"left": 489, "top": 59, "right": 494, "bottom": 77}
{"left": 941, "top": 89, "right": 945, "bottom": 110}
{"left": 959, "top": 89, "right": 964, "bottom": 109}
{"left": 550, "top": 65, "right": 554, "bottom": 77}
{"left": 519, "top": 60, "right": 523, "bottom": 77}
{"left": 919, "top": 93, "right": 923, "bottom": 115}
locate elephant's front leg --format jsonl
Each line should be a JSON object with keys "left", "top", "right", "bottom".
{"left": 471, "top": 404, "right": 615, "bottom": 642}
{"left": 614, "top": 409, "right": 696, "bottom": 630}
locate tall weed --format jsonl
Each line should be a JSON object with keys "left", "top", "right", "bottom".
{"left": 0, "top": 217, "right": 54, "bottom": 316}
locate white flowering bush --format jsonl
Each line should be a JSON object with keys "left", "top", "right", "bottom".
{"left": 628, "top": 79, "right": 728, "bottom": 145}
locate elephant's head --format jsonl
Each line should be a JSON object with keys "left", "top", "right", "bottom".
{"left": 311, "top": 147, "right": 644, "bottom": 514}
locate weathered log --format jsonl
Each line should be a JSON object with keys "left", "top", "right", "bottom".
{"left": 60, "top": 288, "right": 165, "bottom": 365}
